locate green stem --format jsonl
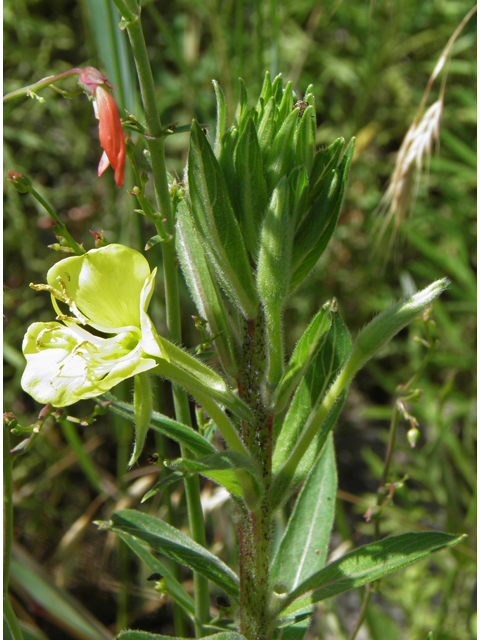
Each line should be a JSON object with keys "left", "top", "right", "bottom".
{"left": 3, "top": 426, "right": 14, "bottom": 594}
{"left": 125, "top": 11, "right": 209, "bottom": 635}
{"left": 26, "top": 186, "right": 85, "bottom": 255}
{"left": 3, "top": 596, "right": 24, "bottom": 640}
{"left": 4, "top": 427, "right": 25, "bottom": 640}
{"left": 3, "top": 69, "right": 82, "bottom": 102}
{"left": 265, "top": 306, "right": 284, "bottom": 388}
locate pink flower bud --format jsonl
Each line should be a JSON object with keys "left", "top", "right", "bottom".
{"left": 78, "top": 67, "right": 125, "bottom": 188}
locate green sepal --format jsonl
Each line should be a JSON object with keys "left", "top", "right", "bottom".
{"left": 290, "top": 138, "right": 355, "bottom": 293}
{"left": 307, "top": 137, "right": 345, "bottom": 208}
{"left": 128, "top": 372, "right": 153, "bottom": 467}
{"left": 271, "top": 74, "right": 284, "bottom": 103}
{"left": 257, "top": 71, "right": 272, "bottom": 111}
{"left": 276, "top": 81, "right": 294, "bottom": 125}
{"left": 303, "top": 85, "right": 315, "bottom": 113}
{"left": 218, "top": 126, "right": 240, "bottom": 217}
{"left": 188, "top": 120, "right": 259, "bottom": 318}
{"left": 234, "top": 116, "right": 269, "bottom": 259}
{"left": 256, "top": 175, "right": 294, "bottom": 311}
{"left": 271, "top": 300, "right": 333, "bottom": 414}
{"left": 288, "top": 166, "right": 310, "bottom": 228}
{"left": 294, "top": 105, "right": 316, "bottom": 177}
{"left": 256, "top": 96, "right": 276, "bottom": 161}
{"left": 265, "top": 108, "right": 300, "bottom": 193}
{"left": 234, "top": 77, "right": 248, "bottom": 128}
{"left": 176, "top": 200, "right": 239, "bottom": 377}
{"left": 213, "top": 79, "right": 227, "bottom": 158}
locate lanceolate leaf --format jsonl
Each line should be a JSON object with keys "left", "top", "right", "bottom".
{"left": 102, "top": 510, "right": 240, "bottom": 599}
{"left": 234, "top": 117, "right": 268, "bottom": 259}
{"left": 271, "top": 307, "right": 351, "bottom": 507}
{"left": 116, "top": 531, "right": 195, "bottom": 617}
{"left": 272, "top": 300, "right": 333, "bottom": 414}
{"left": 188, "top": 120, "right": 258, "bottom": 319}
{"left": 270, "top": 436, "right": 337, "bottom": 593}
{"left": 141, "top": 472, "right": 184, "bottom": 503}
{"left": 176, "top": 201, "right": 238, "bottom": 377}
{"left": 290, "top": 139, "right": 355, "bottom": 293}
{"left": 278, "top": 532, "right": 465, "bottom": 617}
{"left": 265, "top": 108, "right": 299, "bottom": 193}
{"left": 100, "top": 393, "right": 217, "bottom": 458}
{"left": 272, "top": 305, "right": 351, "bottom": 475}
{"left": 165, "top": 451, "right": 263, "bottom": 499}
{"left": 213, "top": 80, "right": 227, "bottom": 158}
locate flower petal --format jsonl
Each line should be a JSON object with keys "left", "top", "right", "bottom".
{"left": 47, "top": 245, "right": 151, "bottom": 332}
{"left": 98, "top": 151, "right": 110, "bottom": 177}
{"left": 139, "top": 269, "right": 170, "bottom": 361}
{"left": 21, "top": 321, "right": 157, "bottom": 407}
{"left": 96, "top": 85, "right": 125, "bottom": 188}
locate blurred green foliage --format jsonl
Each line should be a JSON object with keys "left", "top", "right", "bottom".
{"left": 3, "top": 0, "right": 476, "bottom": 639}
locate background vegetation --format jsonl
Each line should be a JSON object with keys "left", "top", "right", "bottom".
{"left": 3, "top": 0, "right": 476, "bottom": 639}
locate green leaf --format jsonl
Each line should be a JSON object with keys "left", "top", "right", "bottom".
{"left": 278, "top": 532, "right": 466, "bottom": 616}
{"left": 270, "top": 435, "right": 337, "bottom": 593}
{"left": 272, "top": 74, "right": 284, "bottom": 103}
{"left": 165, "top": 450, "right": 263, "bottom": 499}
{"left": 290, "top": 139, "right": 355, "bottom": 293}
{"left": 10, "top": 549, "right": 113, "bottom": 640}
{"left": 188, "top": 120, "right": 259, "bottom": 318}
{"left": 307, "top": 138, "right": 345, "bottom": 208}
{"left": 289, "top": 166, "right": 310, "bottom": 228}
{"left": 234, "top": 117, "right": 268, "bottom": 259}
{"left": 272, "top": 300, "right": 333, "bottom": 414}
{"left": 294, "top": 105, "right": 316, "bottom": 176}
{"left": 272, "top": 305, "right": 351, "bottom": 477}
{"left": 265, "top": 108, "right": 299, "bottom": 193}
{"left": 234, "top": 77, "right": 248, "bottom": 128}
{"left": 103, "top": 510, "right": 240, "bottom": 599}
{"left": 141, "top": 471, "right": 184, "bottom": 503}
{"left": 176, "top": 201, "right": 238, "bottom": 377}
{"left": 213, "top": 80, "right": 227, "bottom": 158}
{"left": 257, "top": 71, "right": 272, "bottom": 111}
{"left": 101, "top": 393, "right": 217, "bottom": 458}
{"left": 366, "top": 603, "right": 401, "bottom": 640}
{"left": 276, "top": 81, "right": 294, "bottom": 124}
{"left": 129, "top": 372, "right": 153, "bottom": 467}
{"left": 116, "top": 632, "right": 247, "bottom": 640}
{"left": 256, "top": 175, "right": 294, "bottom": 311}
{"left": 116, "top": 531, "right": 195, "bottom": 617}
{"left": 256, "top": 96, "right": 276, "bottom": 161}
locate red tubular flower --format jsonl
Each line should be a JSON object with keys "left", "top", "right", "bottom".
{"left": 78, "top": 67, "right": 126, "bottom": 188}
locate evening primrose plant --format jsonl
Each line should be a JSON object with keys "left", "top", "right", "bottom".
{"left": 4, "top": 9, "right": 463, "bottom": 640}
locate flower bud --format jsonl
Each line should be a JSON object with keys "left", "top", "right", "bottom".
{"left": 7, "top": 171, "right": 31, "bottom": 193}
